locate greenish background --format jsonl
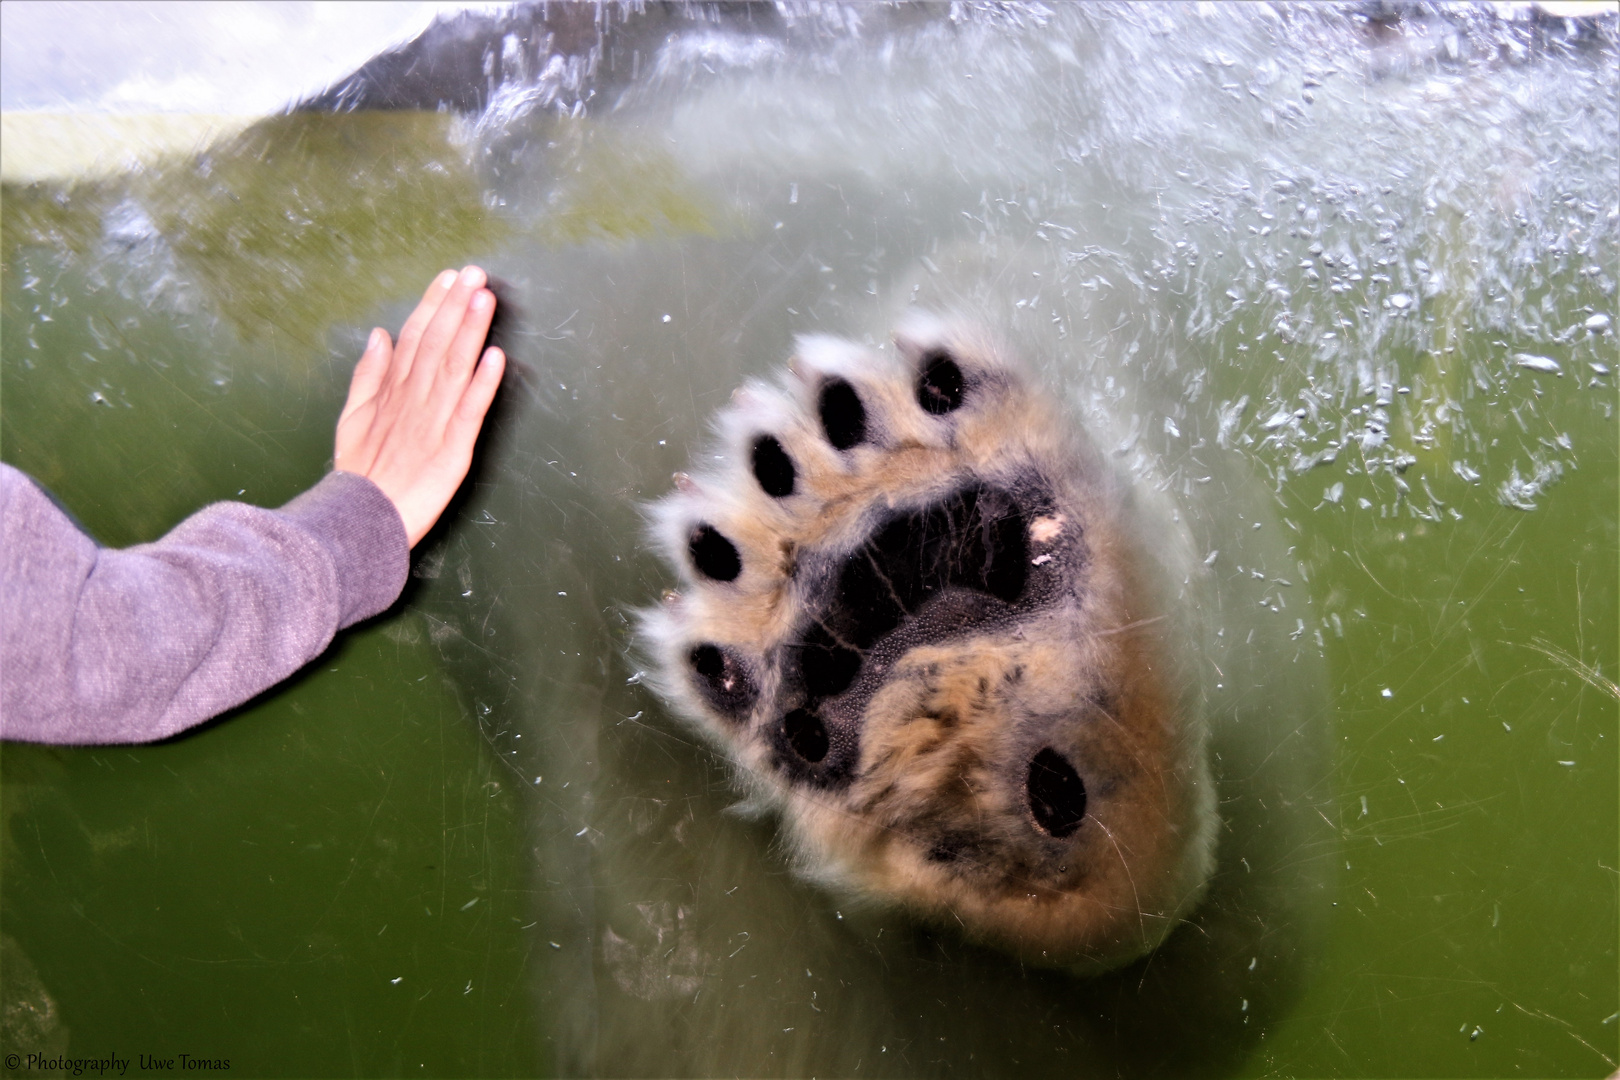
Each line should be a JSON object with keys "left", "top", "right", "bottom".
{"left": 3, "top": 4, "right": 1616, "bottom": 1077}
{"left": 2, "top": 111, "right": 546, "bottom": 1076}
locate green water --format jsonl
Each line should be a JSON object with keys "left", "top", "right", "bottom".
{"left": 3, "top": 5, "right": 1616, "bottom": 1077}
{"left": 1, "top": 624, "right": 533, "bottom": 1075}
{"left": 0, "top": 219, "right": 536, "bottom": 1074}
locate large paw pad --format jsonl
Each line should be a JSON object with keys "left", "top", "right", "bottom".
{"left": 641, "top": 315, "right": 1214, "bottom": 971}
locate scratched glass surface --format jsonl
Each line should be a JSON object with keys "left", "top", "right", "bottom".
{"left": 1, "top": 4, "right": 1615, "bottom": 1077}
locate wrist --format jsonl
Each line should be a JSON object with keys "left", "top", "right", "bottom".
{"left": 282, "top": 473, "right": 410, "bottom": 624}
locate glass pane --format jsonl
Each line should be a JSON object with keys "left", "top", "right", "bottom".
{"left": 4, "top": 4, "right": 1615, "bottom": 1076}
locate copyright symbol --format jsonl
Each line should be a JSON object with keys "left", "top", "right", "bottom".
{"left": 5, "top": 1053, "right": 20, "bottom": 1068}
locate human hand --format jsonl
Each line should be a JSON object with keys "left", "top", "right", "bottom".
{"left": 334, "top": 265, "right": 506, "bottom": 547}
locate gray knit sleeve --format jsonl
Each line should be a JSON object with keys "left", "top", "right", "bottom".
{"left": 0, "top": 465, "right": 409, "bottom": 745}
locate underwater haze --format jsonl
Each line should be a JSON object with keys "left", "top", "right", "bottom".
{"left": 2, "top": 2, "right": 1616, "bottom": 1077}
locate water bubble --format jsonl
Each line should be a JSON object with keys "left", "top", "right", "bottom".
{"left": 1513, "top": 353, "right": 1562, "bottom": 375}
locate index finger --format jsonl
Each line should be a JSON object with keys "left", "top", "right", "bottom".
{"left": 390, "top": 268, "right": 459, "bottom": 385}
{"left": 405, "top": 265, "right": 490, "bottom": 394}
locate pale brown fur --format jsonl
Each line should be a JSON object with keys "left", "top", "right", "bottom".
{"left": 640, "top": 313, "right": 1215, "bottom": 973}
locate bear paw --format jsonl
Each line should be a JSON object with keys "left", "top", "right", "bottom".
{"left": 640, "top": 314, "right": 1214, "bottom": 972}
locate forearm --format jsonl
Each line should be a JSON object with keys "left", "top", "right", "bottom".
{"left": 0, "top": 466, "right": 408, "bottom": 745}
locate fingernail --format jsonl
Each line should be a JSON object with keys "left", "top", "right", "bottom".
{"left": 436, "top": 269, "right": 457, "bottom": 288}
{"left": 459, "top": 265, "right": 484, "bottom": 287}
{"left": 368, "top": 327, "right": 384, "bottom": 349}
{"left": 472, "top": 290, "right": 493, "bottom": 311}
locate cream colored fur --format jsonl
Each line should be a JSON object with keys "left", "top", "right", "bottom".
{"left": 639, "top": 313, "right": 1216, "bottom": 973}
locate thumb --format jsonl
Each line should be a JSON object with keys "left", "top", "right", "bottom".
{"left": 340, "top": 328, "right": 392, "bottom": 426}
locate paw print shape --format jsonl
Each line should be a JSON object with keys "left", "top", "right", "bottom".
{"left": 641, "top": 314, "right": 1215, "bottom": 971}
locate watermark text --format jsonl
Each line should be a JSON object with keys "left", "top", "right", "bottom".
{"left": 4, "top": 1053, "right": 231, "bottom": 1075}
